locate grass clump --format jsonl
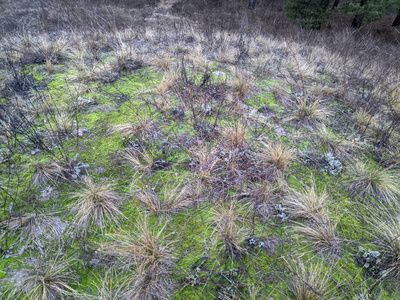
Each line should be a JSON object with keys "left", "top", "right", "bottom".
{"left": 285, "top": 177, "right": 341, "bottom": 256}
{"left": 347, "top": 161, "right": 400, "bottom": 206}
{"left": 295, "top": 219, "right": 341, "bottom": 257}
{"left": 315, "top": 124, "right": 357, "bottom": 157}
{"left": 135, "top": 184, "right": 192, "bottom": 215}
{"left": 286, "top": 97, "right": 331, "bottom": 125}
{"left": 353, "top": 108, "right": 374, "bottom": 132}
{"left": 90, "top": 269, "right": 129, "bottom": 300}
{"left": 29, "top": 160, "right": 66, "bottom": 186}
{"left": 260, "top": 141, "right": 295, "bottom": 173}
{"left": 285, "top": 258, "right": 334, "bottom": 300}
{"left": 232, "top": 72, "right": 251, "bottom": 98}
{"left": 372, "top": 214, "right": 400, "bottom": 281}
{"left": 105, "top": 217, "right": 175, "bottom": 300}
{"left": 283, "top": 177, "right": 329, "bottom": 222}
{"left": 220, "top": 121, "right": 248, "bottom": 150}
{"left": 8, "top": 254, "right": 76, "bottom": 300}
{"left": 191, "top": 146, "right": 221, "bottom": 183}
{"left": 70, "top": 177, "right": 123, "bottom": 228}
{"left": 211, "top": 202, "right": 247, "bottom": 258}
{"left": 50, "top": 113, "right": 74, "bottom": 137}
{"left": 148, "top": 53, "right": 173, "bottom": 72}
{"left": 0, "top": 214, "right": 65, "bottom": 247}
{"left": 124, "top": 148, "right": 154, "bottom": 177}
{"left": 112, "top": 118, "right": 158, "bottom": 141}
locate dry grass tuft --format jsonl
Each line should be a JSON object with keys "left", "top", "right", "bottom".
{"left": 9, "top": 255, "right": 76, "bottom": 300}
{"left": 220, "top": 121, "right": 247, "bottom": 150}
{"left": 353, "top": 108, "right": 375, "bottom": 132}
{"left": 214, "top": 47, "right": 237, "bottom": 64}
{"left": 135, "top": 184, "right": 192, "bottom": 215}
{"left": 285, "top": 258, "right": 334, "bottom": 300}
{"left": 76, "top": 61, "right": 119, "bottom": 83}
{"left": 105, "top": 217, "right": 175, "bottom": 300}
{"left": 260, "top": 141, "right": 295, "bottom": 173}
{"left": 70, "top": 177, "right": 123, "bottom": 228}
{"left": 45, "top": 59, "right": 55, "bottom": 74}
{"left": 0, "top": 214, "right": 65, "bottom": 247}
{"left": 211, "top": 202, "right": 247, "bottom": 258}
{"left": 29, "top": 160, "right": 66, "bottom": 185}
{"left": 148, "top": 53, "right": 173, "bottom": 72}
{"left": 191, "top": 146, "right": 221, "bottom": 183}
{"left": 283, "top": 177, "right": 329, "bottom": 222}
{"left": 371, "top": 214, "right": 400, "bottom": 281}
{"left": 5, "top": 33, "right": 70, "bottom": 64}
{"left": 112, "top": 123, "right": 137, "bottom": 137}
{"left": 232, "top": 72, "right": 251, "bottom": 97}
{"left": 162, "top": 184, "right": 193, "bottom": 213}
{"left": 51, "top": 113, "right": 74, "bottom": 137}
{"left": 347, "top": 161, "right": 400, "bottom": 206}
{"left": 91, "top": 269, "right": 129, "bottom": 300}
{"left": 110, "top": 36, "right": 142, "bottom": 72}
{"left": 71, "top": 83, "right": 94, "bottom": 98}
{"left": 124, "top": 148, "right": 154, "bottom": 176}
{"left": 111, "top": 118, "right": 157, "bottom": 140}
{"left": 135, "top": 190, "right": 162, "bottom": 215}
{"left": 154, "top": 72, "right": 178, "bottom": 97}
{"left": 315, "top": 124, "right": 357, "bottom": 156}
{"left": 286, "top": 97, "right": 331, "bottom": 125}
{"left": 295, "top": 219, "right": 341, "bottom": 257}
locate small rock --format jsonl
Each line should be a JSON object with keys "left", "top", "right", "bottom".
{"left": 40, "top": 186, "right": 54, "bottom": 201}
{"left": 77, "top": 97, "right": 95, "bottom": 106}
{"left": 212, "top": 71, "right": 225, "bottom": 77}
{"left": 73, "top": 128, "right": 89, "bottom": 137}
{"left": 30, "top": 148, "right": 41, "bottom": 155}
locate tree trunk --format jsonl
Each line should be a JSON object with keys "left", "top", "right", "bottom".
{"left": 351, "top": 0, "right": 367, "bottom": 28}
{"left": 352, "top": 15, "right": 363, "bottom": 28}
{"left": 248, "top": 0, "right": 256, "bottom": 10}
{"left": 331, "top": 0, "right": 340, "bottom": 10}
{"left": 321, "top": 0, "right": 330, "bottom": 10}
{"left": 393, "top": 9, "right": 400, "bottom": 26}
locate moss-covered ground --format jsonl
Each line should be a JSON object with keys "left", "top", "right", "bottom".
{"left": 0, "top": 30, "right": 399, "bottom": 300}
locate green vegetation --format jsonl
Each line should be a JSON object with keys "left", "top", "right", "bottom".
{"left": 285, "top": 0, "right": 331, "bottom": 29}
{"left": 0, "top": 1, "right": 399, "bottom": 299}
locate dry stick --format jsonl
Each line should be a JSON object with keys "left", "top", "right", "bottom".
{"left": 368, "top": 277, "right": 383, "bottom": 295}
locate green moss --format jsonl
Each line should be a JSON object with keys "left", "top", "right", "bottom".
{"left": 245, "top": 92, "right": 282, "bottom": 112}
{"left": 0, "top": 256, "right": 14, "bottom": 280}
{"left": 2, "top": 42, "right": 399, "bottom": 299}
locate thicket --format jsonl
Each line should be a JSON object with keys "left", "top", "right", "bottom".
{"left": 284, "top": 0, "right": 400, "bottom": 29}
